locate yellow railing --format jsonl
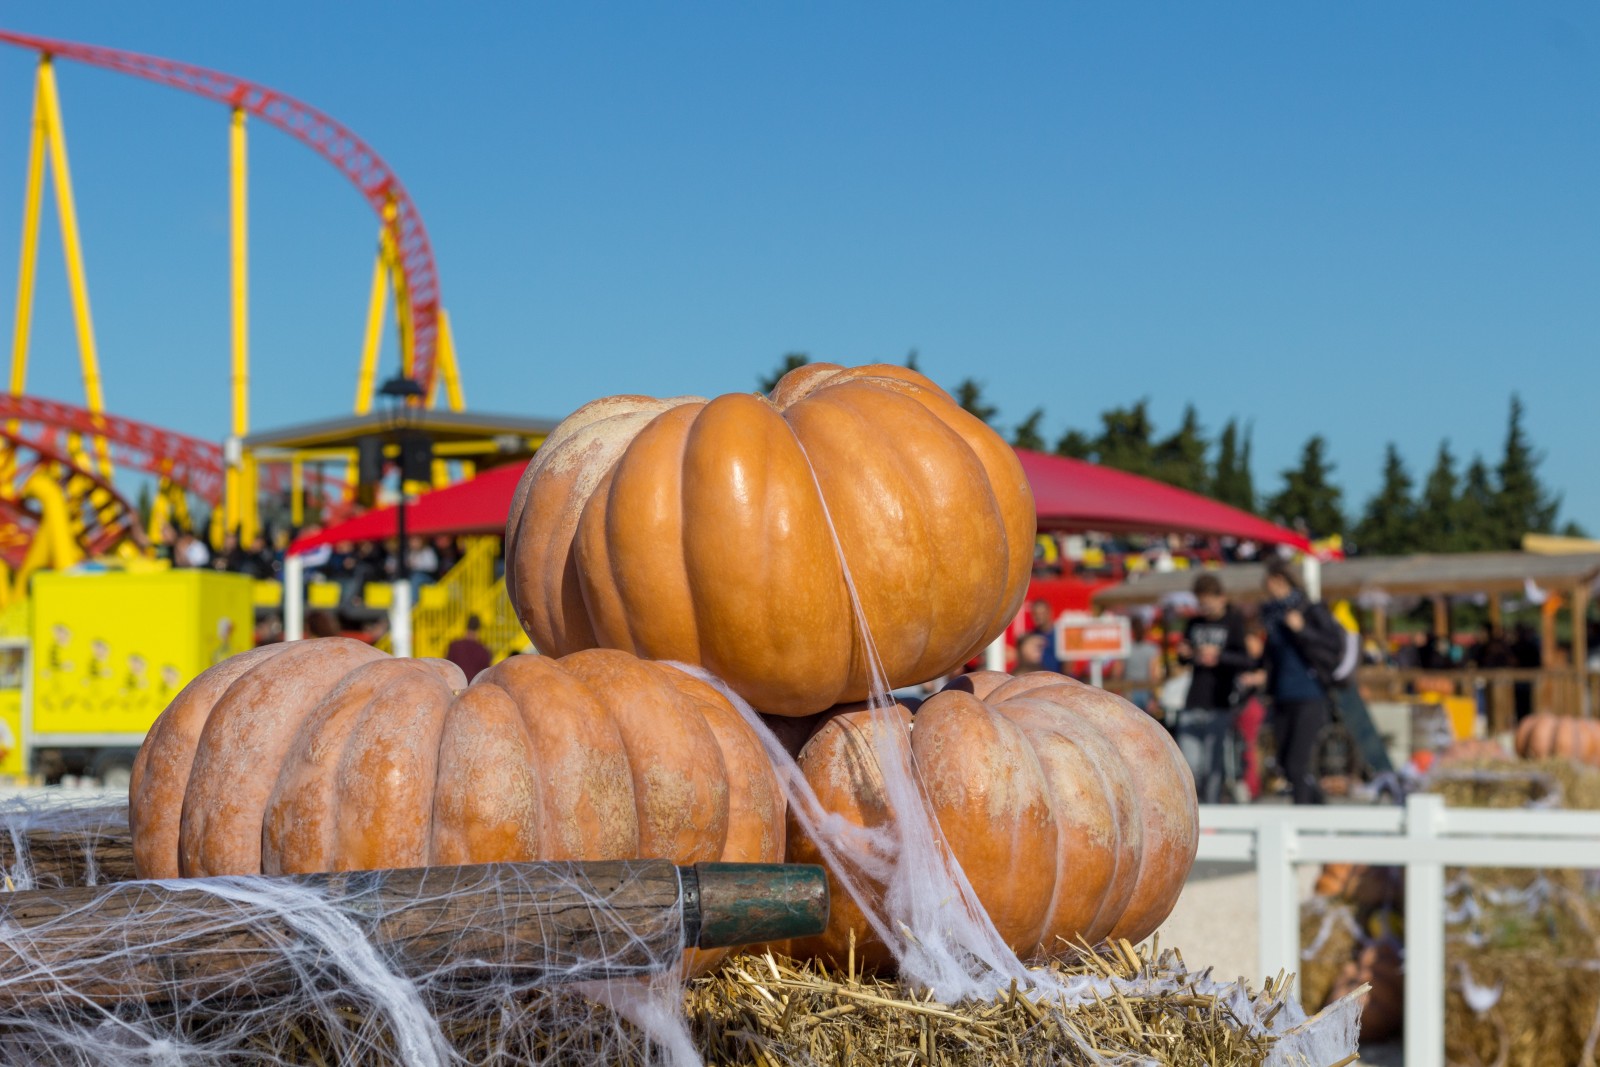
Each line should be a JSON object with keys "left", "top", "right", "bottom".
{"left": 413, "top": 537, "right": 530, "bottom": 663}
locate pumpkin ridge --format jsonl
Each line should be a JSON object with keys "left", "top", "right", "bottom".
{"left": 129, "top": 642, "right": 294, "bottom": 879}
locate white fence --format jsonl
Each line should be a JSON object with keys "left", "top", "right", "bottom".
{"left": 1196, "top": 794, "right": 1600, "bottom": 1067}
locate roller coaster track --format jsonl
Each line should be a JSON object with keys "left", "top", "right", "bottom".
{"left": 0, "top": 28, "right": 443, "bottom": 397}
{"left": 0, "top": 393, "right": 224, "bottom": 503}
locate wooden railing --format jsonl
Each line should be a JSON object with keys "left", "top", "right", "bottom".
{"left": 1355, "top": 666, "right": 1597, "bottom": 732}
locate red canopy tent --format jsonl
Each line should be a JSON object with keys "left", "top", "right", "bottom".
{"left": 290, "top": 461, "right": 528, "bottom": 553}
{"left": 290, "top": 449, "right": 1310, "bottom": 555}
{"left": 1017, "top": 450, "right": 1309, "bottom": 549}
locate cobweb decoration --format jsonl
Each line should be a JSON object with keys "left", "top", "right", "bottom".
{"left": 0, "top": 804, "right": 699, "bottom": 1067}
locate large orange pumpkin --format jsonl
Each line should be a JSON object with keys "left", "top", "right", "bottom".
{"left": 780, "top": 670, "right": 1198, "bottom": 968}
{"left": 1514, "top": 712, "right": 1600, "bottom": 768}
{"left": 504, "top": 363, "right": 1036, "bottom": 717}
{"left": 129, "top": 639, "right": 785, "bottom": 886}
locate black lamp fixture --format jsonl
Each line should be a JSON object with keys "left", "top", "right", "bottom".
{"left": 375, "top": 373, "right": 429, "bottom": 586}
{"left": 378, "top": 373, "right": 425, "bottom": 428}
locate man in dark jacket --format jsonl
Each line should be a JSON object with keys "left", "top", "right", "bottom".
{"left": 1175, "top": 573, "right": 1253, "bottom": 803}
{"left": 1259, "top": 559, "right": 1345, "bottom": 804}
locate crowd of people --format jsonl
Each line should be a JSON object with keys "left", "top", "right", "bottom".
{"left": 152, "top": 524, "right": 470, "bottom": 603}
{"left": 1014, "top": 562, "right": 1357, "bottom": 807}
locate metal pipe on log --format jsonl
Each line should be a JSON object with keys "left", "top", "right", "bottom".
{"left": 0, "top": 859, "right": 828, "bottom": 1010}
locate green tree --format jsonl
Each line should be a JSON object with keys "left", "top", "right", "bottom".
{"left": 758, "top": 352, "right": 809, "bottom": 392}
{"left": 903, "top": 349, "right": 922, "bottom": 373}
{"left": 1560, "top": 519, "right": 1590, "bottom": 539}
{"left": 1152, "top": 404, "right": 1208, "bottom": 493}
{"left": 1054, "top": 428, "right": 1093, "bottom": 460}
{"left": 953, "top": 379, "right": 999, "bottom": 424}
{"left": 1414, "top": 441, "right": 1460, "bottom": 553}
{"left": 1489, "top": 394, "right": 1561, "bottom": 549}
{"left": 1457, "top": 456, "right": 1500, "bottom": 552}
{"left": 1266, "top": 435, "right": 1345, "bottom": 538}
{"left": 1211, "top": 418, "right": 1255, "bottom": 512}
{"left": 1093, "top": 399, "right": 1157, "bottom": 479}
{"left": 1352, "top": 443, "right": 1417, "bottom": 555}
{"left": 1012, "top": 408, "right": 1047, "bottom": 452}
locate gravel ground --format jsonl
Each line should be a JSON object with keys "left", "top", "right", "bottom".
{"left": 1152, "top": 860, "right": 1403, "bottom": 1066}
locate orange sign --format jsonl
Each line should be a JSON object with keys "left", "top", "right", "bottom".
{"left": 1055, "top": 614, "right": 1130, "bottom": 661}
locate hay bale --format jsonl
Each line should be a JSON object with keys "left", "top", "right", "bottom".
{"left": 1444, "top": 880, "right": 1600, "bottom": 1067}
{"left": 1299, "top": 898, "right": 1360, "bottom": 1012}
{"left": 688, "top": 944, "right": 1356, "bottom": 1067}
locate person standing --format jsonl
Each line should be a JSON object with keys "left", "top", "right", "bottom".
{"left": 1120, "top": 615, "right": 1165, "bottom": 717}
{"left": 446, "top": 614, "right": 493, "bottom": 682}
{"left": 1259, "top": 559, "right": 1342, "bottom": 805}
{"left": 1023, "top": 599, "right": 1062, "bottom": 673}
{"left": 1175, "top": 574, "right": 1252, "bottom": 803}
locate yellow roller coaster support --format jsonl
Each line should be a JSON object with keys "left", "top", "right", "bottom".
{"left": 7, "top": 58, "right": 114, "bottom": 481}
{"left": 226, "top": 105, "right": 258, "bottom": 546}
{"left": 11, "top": 471, "right": 85, "bottom": 604}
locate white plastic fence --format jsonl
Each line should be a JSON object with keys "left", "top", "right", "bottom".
{"left": 1196, "top": 795, "right": 1600, "bottom": 1067}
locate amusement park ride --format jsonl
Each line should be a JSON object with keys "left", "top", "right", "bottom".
{"left": 0, "top": 27, "right": 475, "bottom": 603}
{"left": 0, "top": 29, "right": 536, "bottom": 782}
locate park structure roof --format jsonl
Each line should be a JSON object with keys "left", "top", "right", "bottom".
{"left": 290, "top": 446, "right": 1314, "bottom": 555}
{"left": 1090, "top": 551, "right": 1600, "bottom": 607}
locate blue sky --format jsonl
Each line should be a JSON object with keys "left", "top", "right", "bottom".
{"left": 2, "top": 3, "right": 1596, "bottom": 531}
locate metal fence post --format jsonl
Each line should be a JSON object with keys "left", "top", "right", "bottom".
{"left": 1256, "top": 815, "right": 1299, "bottom": 995}
{"left": 1405, "top": 793, "right": 1446, "bottom": 1067}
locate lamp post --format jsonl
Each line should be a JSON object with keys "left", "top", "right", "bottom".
{"left": 378, "top": 373, "right": 424, "bottom": 656}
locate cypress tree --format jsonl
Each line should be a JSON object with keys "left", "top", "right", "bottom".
{"left": 1152, "top": 404, "right": 1209, "bottom": 493}
{"left": 1012, "top": 408, "right": 1048, "bottom": 452}
{"left": 952, "top": 379, "right": 999, "bottom": 424}
{"left": 1212, "top": 418, "right": 1256, "bottom": 511}
{"left": 1054, "top": 428, "right": 1093, "bottom": 460}
{"left": 1414, "top": 441, "right": 1460, "bottom": 553}
{"left": 1093, "top": 400, "right": 1157, "bottom": 479}
{"left": 1458, "top": 456, "right": 1500, "bottom": 552}
{"left": 1266, "top": 435, "right": 1345, "bottom": 539}
{"left": 1489, "top": 394, "right": 1561, "bottom": 549}
{"left": 1353, "top": 443, "right": 1417, "bottom": 555}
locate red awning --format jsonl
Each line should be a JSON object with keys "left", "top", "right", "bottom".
{"left": 291, "top": 449, "right": 1311, "bottom": 555}
{"left": 1017, "top": 449, "right": 1310, "bottom": 549}
{"left": 289, "top": 462, "right": 529, "bottom": 554}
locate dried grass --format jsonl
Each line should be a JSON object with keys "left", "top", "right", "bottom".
{"left": 688, "top": 943, "right": 1358, "bottom": 1067}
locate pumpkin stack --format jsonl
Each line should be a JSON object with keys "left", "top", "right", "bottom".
{"left": 130, "top": 362, "right": 1199, "bottom": 974}
{"left": 500, "top": 362, "right": 1198, "bottom": 966}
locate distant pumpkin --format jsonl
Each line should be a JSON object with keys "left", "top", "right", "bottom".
{"left": 504, "top": 363, "right": 1035, "bottom": 717}
{"left": 1515, "top": 712, "right": 1600, "bottom": 768}
{"left": 779, "top": 670, "right": 1198, "bottom": 969}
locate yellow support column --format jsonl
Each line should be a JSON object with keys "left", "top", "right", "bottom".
{"left": 37, "top": 58, "right": 112, "bottom": 481}
{"left": 228, "top": 106, "right": 257, "bottom": 544}
{"left": 429, "top": 307, "right": 467, "bottom": 412}
{"left": 7, "top": 64, "right": 46, "bottom": 401}
{"left": 290, "top": 456, "right": 304, "bottom": 526}
{"left": 352, "top": 230, "right": 391, "bottom": 416}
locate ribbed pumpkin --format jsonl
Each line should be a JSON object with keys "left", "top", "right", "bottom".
{"left": 129, "top": 639, "right": 785, "bottom": 886}
{"left": 1514, "top": 712, "right": 1600, "bottom": 768}
{"left": 504, "top": 363, "right": 1035, "bottom": 717}
{"left": 780, "top": 670, "right": 1198, "bottom": 968}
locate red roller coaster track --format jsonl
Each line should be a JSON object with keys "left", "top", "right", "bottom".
{"left": 0, "top": 28, "right": 442, "bottom": 396}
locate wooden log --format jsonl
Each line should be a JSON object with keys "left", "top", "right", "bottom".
{"left": 0, "top": 824, "right": 138, "bottom": 888}
{"left": 0, "top": 802, "right": 137, "bottom": 888}
{"left": 0, "top": 859, "right": 828, "bottom": 1009}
